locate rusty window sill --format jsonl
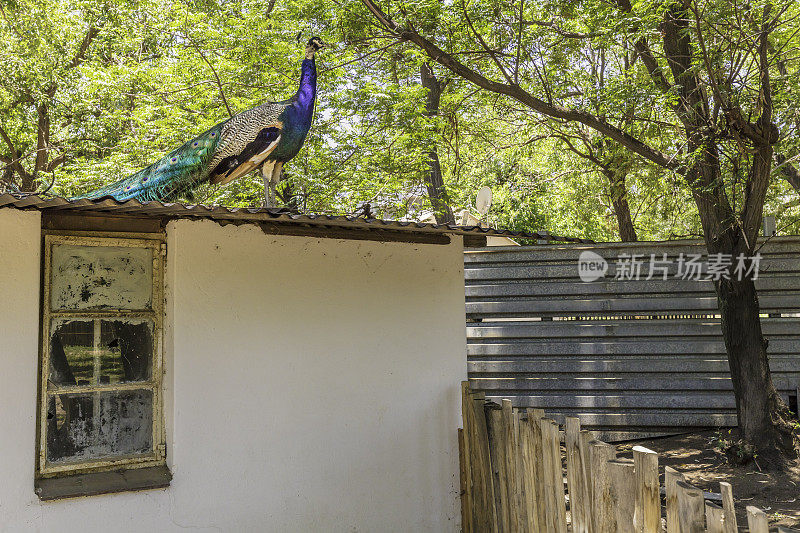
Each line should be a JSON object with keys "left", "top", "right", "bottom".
{"left": 35, "top": 465, "right": 171, "bottom": 501}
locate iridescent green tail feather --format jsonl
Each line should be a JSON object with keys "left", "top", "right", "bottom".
{"left": 80, "top": 123, "right": 224, "bottom": 202}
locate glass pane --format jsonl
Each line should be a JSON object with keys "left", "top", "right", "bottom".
{"left": 50, "top": 244, "right": 153, "bottom": 310}
{"left": 46, "top": 389, "right": 153, "bottom": 464}
{"left": 49, "top": 319, "right": 153, "bottom": 386}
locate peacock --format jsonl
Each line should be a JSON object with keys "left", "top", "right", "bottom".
{"left": 81, "top": 37, "right": 325, "bottom": 207}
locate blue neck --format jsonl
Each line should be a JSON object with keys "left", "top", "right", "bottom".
{"left": 294, "top": 58, "right": 317, "bottom": 114}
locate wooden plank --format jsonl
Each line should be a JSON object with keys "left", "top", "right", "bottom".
{"left": 468, "top": 358, "right": 800, "bottom": 375}
{"left": 527, "top": 409, "right": 547, "bottom": 533}
{"left": 463, "top": 237, "right": 800, "bottom": 263}
{"left": 588, "top": 440, "right": 615, "bottom": 533}
{"left": 463, "top": 259, "right": 800, "bottom": 283}
{"left": 42, "top": 213, "right": 165, "bottom": 234}
{"left": 469, "top": 377, "right": 742, "bottom": 393}
{"left": 632, "top": 446, "right": 660, "bottom": 533}
{"left": 541, "top": 419, "right": 568, "bottom": 533}
{"left": 469, "top": 392, "right": 497, "bottom": 532}
{"left": 607, "top": 459, "right": 636, "bottom": 533}
{"left": 466, "top": 293, "right": 800, "bottom": 317}
{"left": 467, "top": 340, "right": 800, "bottom": 357}
{"left": 718, "top": 481, "right": 737, "bottom": 533}
{"left": 564, "top": 418, "right": 581, "bottom": 533}
{"left": 519, "top": 413, "right": 539, "bottom": 533}
{"left": 664, "top": 467, "right": 685, "bottom": 533}
{"left": 704, "top": 502, "right": 724, "bottom": 533}
{"left": 465, "top": 276, "right": 800, "bottom": 298}
{"left": 513, "top": 411, "right": 532, "bottom": 532}
{"left": 468, "top": 409, "right": 740, "bottom": 431}
{"left": 746, "top": 506, "right": 769, "bottom": 533}
{"left": 676, "top": 480, "right": 704, "bottom": 533}
{"left": 565, "top": 417, "right": 592, "bottom": 533}
{"left": 458, "top": 428, "right": 471, "bottom": 533}
{"left": 487, "top": 406, "right": 509, "bottom": 532}
{"left": 470, "top": 391, "right": 740, "bottom": 411}
{"left": 466, "top": 318, "right": 800, "bottom": 339}
{"left": 502, "top": 400, "right": 521, "bottom": 532}
{"left": 460, "top": 383, "right": 474, "bottom": 533}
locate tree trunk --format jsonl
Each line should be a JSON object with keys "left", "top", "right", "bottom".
{"left": 604, "top": 169, "right": 637, "bottom": 241}
{"left": 691, "top": 140, "right": 796, "bottom": 461}
{"left": 716, "top": 274, "right": 795, "bottom": 458}
{"left": 420, "top": 63, "right": 455, "bottom": 225}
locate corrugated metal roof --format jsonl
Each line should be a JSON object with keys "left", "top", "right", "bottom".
{"left": 0, "top": 193, "right": 592, "bottom": 243}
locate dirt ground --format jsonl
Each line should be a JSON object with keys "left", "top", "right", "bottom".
{"left": 614, "top": 431, "right": 800, "bottom": 530}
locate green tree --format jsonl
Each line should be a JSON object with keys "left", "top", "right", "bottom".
{"left": 361, "top": 0, "right": 800, "bottom": 458}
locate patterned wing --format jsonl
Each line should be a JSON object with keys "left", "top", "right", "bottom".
{"left": 209, "top": 125, "right": 282, "bottom": 185}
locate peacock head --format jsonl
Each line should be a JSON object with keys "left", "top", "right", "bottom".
{"left": 305, "top": 37, "right": 325, "bottom": 59}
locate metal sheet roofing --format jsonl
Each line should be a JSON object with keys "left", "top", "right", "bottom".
{"left": 0, "top": 193, "right": 591, "bottom": 243}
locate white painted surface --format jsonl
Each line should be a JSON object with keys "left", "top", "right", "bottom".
{"left": 0, "top": 212, "right": 466, "bottom": 532}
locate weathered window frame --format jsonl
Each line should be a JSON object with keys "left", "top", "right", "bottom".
{"left": 37, "top": 232, "right": 166, "bottom": 479}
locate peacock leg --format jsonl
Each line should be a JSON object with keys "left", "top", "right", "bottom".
{"left": 270, "top": 161, "right": 284, "bottom": 207}
{"left": 261, "top": 162, "right": 274, "bottom": 207}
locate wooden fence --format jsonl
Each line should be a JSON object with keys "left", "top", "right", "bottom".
{"left": 465, "top": 237, "right": 800, "bottom": 440}
{"left": 459, "top": 383, "right": 798, "bottom": 533}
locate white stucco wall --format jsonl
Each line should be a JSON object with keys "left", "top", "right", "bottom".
{"left": 0, "top": 212, "right": 467, "bottom": 532}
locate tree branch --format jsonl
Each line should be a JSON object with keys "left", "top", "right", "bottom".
{"left": 185, "top": 33, "right": 234, "bottom": 118}
{"left": 775, "top": 153, "right": 800, "bottom": 194}
{"left": 360, "top": 0, "right": 680, "bottom": 171}
{"left": 66, "top": 26, "right": 100, "bottom": 70}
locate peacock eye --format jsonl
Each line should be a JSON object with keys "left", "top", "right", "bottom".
{"left": 192, "top": 142, "right": 199, "bottom": 147}
{"left": 142, "top": 177, "right": 149, "bottom": 182}
{"left": 171, "top": 157, "right": 177, "bottom": 163}
{"left": 125, "top": 186, "right": 132, "bottom": 190}
{"left": 210, "top": 132, "right": 215, "bottom": 137}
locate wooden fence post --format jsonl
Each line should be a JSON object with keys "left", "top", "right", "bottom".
{"left": 513, "top": 411, "right": 529, "bottom": 531}
{"left": 588, "top": 440, "right": 615, "bottom": 533}
{"left": 501, "top": 400, "right": 521, "bottom": 532}
{"left": 746, "top": 506, "right": 769, "bottom": 533}
{"left": 675, "top": 480, "right": 704, "bottom": 533}
{"left": 458, "top": 427, "right": 471, "bottom": 533}
{"left": 469, "top": 391, "right": 497, "bottom": 532}
{"left": 704, "top": 502, "right": 724, "bottom": 533}
{"left": 632, "top": 446, "right": 660, "bottom": 533}
{"left": 519, "top": 413, "right": 539, "bottom": 533}
{"left": 460, "top": 383, "right": 474, "bottom": 533}
{"left": 664, "top": 466, "right": 685, "bottom": 533}
{"left": 541, "top": 419, "right": 568, "bottom": 533}
{"left": 565, "top": 417, "right": 592, "bottom": 533}
{"left": 607, "top": 459, "right": 636, "bottom": 533}
{"left": 718, "top": 481, "right": 737, "bottom": 533}
{"left": 527, "top": 409, "right": 547, "bottom": 532}
{"left": 487, "top": 405, "right": 510, "bottom": 532}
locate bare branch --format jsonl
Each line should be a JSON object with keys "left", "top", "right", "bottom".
{"left": 185, "top": 33, "right": 234, "bottom": 118}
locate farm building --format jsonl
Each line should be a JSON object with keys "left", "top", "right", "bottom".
{"left": 0, "top": 193, "right": 563, "bottom": 532}
{"left": 4, "top": 193, "right": 797, "bottom": 531}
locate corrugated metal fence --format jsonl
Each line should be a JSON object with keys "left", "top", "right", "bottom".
{"left": 465, "top": 237, "right": 800, "bottom": 440}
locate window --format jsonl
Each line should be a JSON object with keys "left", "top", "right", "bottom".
{"left": 37, "top": 233, "right": 167, "bottom": 493}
